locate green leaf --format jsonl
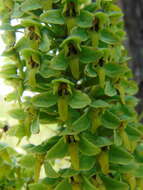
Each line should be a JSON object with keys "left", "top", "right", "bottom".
{"left": 111, "top": 162, "right": 138, "bottom": 173}
{"left": 120, "top": 80, "right": 138, "bottom": 95}
{"left": 72, "top": 112, "right": 91, "bottom": 133}
{"left": 60, "top": 35, "right": 81, "bottom": 48}
{"left": 50, "top": 52, "right": 68, "bottom": 71}
{"left": 94, "top": 136, "right": 113, "bottom": 147}
{"left": 46, "top": 137, "right": 68, "bottom": 159}
{"left": 79, "top": 135, "right": 101, "bottom": 156}
{"left": 60, "top": 168, "right": 79, "bottom": 178}
{"left": 31, "top": 117, "right": 40, "bottom": 134}
{"left": 82, "top": 176, "right": 97, "bottom": 190}
{"left": 76, "top": 10, "right": 93, "bottom": 28}
{"left": 23, "top": 136, "right": 60, "bottom": 154}
{"left": 15, "top": 36, "right": 31, "bottom": 51}
{"left": 100, "top": 175, "right": 129, "bottom": 190}
{"left": 0, "top": 63, "right": 17, "bottom": 79}
{"left": 114, "top": 130, "right": 122, "bottom": 146}
{"left": 71, "top": 27, "right": 89, "bottom": 41}
{"left": 21, "top": 48, "right": 41, "bottom": 60}
{"left": 126, "top": 125, "right": 143, "bottom": 141}
{"left": 21, "top": 0, "right": 42, "bottom": 11}
{"left": 80, "top": 47, "right": 102, "bottom": 63}
{"left": 44, "top": 161, "right": 59, "bottom": 178}
{"left": 105, "top": 81, "right": 117, "bottom": 97}
{"left": 101, "top": 110, "right": 121, "bottom": 129}
{"left": 41, "top": 177, "right": 61, "bottom": 187}
{"left": 69, "top": 56, "right": 80, "bottom": 80}
{"left": 110, "top": 104, "right": 135, "bottom": 122}
{"left": 19, "top": 154, "right": 36, "bottom": 169}
{"left": 9, "top": 108, "right": 26, "bottom": 120}
{"left": 55, "top": 179, "right": 72, "bottom": 190}
{"left": 109, "top": 145, "right": 134, "bottom": 165}
{"left": 69, "top": 90, "right": 91, "bottom": 109}
{"left": 39, "top": 31, "right": 51, "bottom": 52}
{"left": 2, "top": 47, "right": 15, "bottom": 57}
{"left": 104, "top": 63, "right": 126, "bottom": 78}
{"left": 100, "top": 29, "right": 119, "bottom": 44}
{"left": 108, "top": 9, "right": 123, "bottom": 19}
{"left": 8, "top": 124, "right": 26, "bottom": 139}
{"left": 5, "top": 91, "right": 18, "bottom": 102}
{"left": 40, "top": 10, "right": 65, "bottom": 25}
{"left": 95, "top": 12, "right": 109, "bottom": 27}
{"left": 21, "top": 19, "right": 41, "bottom": 27}
{"left": 39, "top": 61, "right": 60, "bottom": 78}
{"left": 39, "top": 111, "right": 58, "bottom": 124}
{"left": 29, "top": 183, "right": 47, "bottom": 190}
{"left": 90, "top": 100, "right": 110, "bottom": 108}
{"left": 85, "top": 63, "right": 97, "bottom": 78}
{"left": 60, "top": 110, "right": 88, "bottom": 134}
{"left": 32, "top": 92, "right": 58, "bottom": 108}
{"left": 52, "top": 78, "right": 74, "bottom": 86}
{"left": 79, "top": 154, "right": 96, "bottom": 170}
{"left": 125, "top": 96, "right": 139, "bottom": 106}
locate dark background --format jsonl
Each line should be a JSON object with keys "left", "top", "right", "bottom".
{"left": 120, "top": 0, "right": 143, "bottom": 113}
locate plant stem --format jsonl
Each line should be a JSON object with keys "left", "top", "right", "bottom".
{"left": 34, "top": 154, "right": 45, "bottom": 183}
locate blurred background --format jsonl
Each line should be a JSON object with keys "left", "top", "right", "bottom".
{"left": 120, "top": 0, "right": 143, "bottom": 113}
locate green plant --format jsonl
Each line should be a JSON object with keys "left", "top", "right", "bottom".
{"left": 0, "top": 0, "right": 143, "bottom": 189}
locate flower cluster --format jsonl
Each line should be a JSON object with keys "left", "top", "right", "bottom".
{"left": 0, "top": 0, "right": 143, "bottom": 189}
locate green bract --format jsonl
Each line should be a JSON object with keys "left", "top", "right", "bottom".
{"left": 0, "top": 0, "right": 142, "bottom": 189}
